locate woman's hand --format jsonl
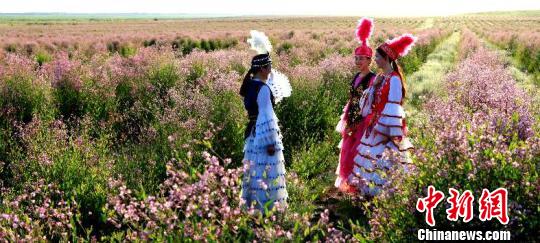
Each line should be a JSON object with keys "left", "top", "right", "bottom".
{"left": 267, "top": 144, "right": 276, "bottom": 156}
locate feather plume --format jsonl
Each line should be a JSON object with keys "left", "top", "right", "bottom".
{"left": 355, "top": 17, "right": 374, "bottom": 46}
{"left": 387, "top": 33, "right": 417, "bottom": 57}
{"left": 247, "top": 30, "right": 272, "bottom": 54}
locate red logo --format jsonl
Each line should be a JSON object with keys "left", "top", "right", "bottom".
{"left": 479, "top": 188, "right": 509, "bottom": 224}
{"left": 446, "top": 188, "right": 474, "bottom": 223}
{"left": 416, "top": 185, "right": 445, "bottom": 227}
{"left": 417, "top": 186, "right": 509, "bottom": 226}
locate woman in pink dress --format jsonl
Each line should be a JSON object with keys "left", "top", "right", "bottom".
{"left": 334, "top": 18, "right": 377, "bottom": 193}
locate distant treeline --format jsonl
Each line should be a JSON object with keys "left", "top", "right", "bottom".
{"left": 3, "top": 36, "right": 239, "bottom": 58}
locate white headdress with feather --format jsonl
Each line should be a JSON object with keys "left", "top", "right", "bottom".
{"left": 247, "top": 30, "right": 292, "bottom": 103}
{"left": 247, "top": 30, "right": 273, "bottom": 54}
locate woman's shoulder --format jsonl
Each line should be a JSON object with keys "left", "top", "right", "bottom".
{"left": 244, "top": 80, "right": 267, "bottom": 99}
{"left": 389, "top": 73, "right": 402, "bottom": 86}
{"left": 248, "top": 79, "right": 266, "bottom": 89}
{"left": 381, "top": 72, "right": 401, "bottom": 86}
{"left": 390, "top": 71, "right": 401, "bottom": 80}
{"left": 256, "top": 83, "right": 272, "bottom": 97}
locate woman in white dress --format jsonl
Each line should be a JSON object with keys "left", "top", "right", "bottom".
{"left": 240, "top": 31, "right": 291, "bottom": 212}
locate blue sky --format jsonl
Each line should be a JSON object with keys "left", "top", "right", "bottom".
{"left": 1, "top": 0, "right": 539, "bottom": 16}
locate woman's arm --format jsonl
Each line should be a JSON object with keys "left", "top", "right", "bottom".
{"left": 374, "top": 75, "right": 405, "bottom": 140}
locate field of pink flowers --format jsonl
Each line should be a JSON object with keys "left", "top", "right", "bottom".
{"left": 0, "top": 16, "right": 538, "bottom": 241}
{"left": 463, "top": 14, "right": 540, "bottom": 85}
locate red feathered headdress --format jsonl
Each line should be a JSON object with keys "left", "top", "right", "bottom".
{"left": 379, "top": 33, "right": 417, "bottom": 61}
{"left": 354, "top": 17, "right": 374, "bottom": 57}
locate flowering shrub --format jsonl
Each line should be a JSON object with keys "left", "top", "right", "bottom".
{"left": 103, "top": 152, "right": 350, "bottom": 241}
{"left": 0, "top": 180, "right": 82, "bottom": 242}
{"left": 467, "top": 16, "right": 540, "bottom": 85}
{"left": 366, "top": 48, "right": 539, "bottom": 241}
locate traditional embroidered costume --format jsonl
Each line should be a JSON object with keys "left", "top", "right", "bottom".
{"left": 241, "top": 30, "right": 292, "bottom": 211}
{"left": 351, "top": 34, "right": 417, "bottom": 196}
{"left": 335, "top": 18, "right": 377, "bottom": 193}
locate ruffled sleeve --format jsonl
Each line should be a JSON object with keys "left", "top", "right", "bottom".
{"left": 373, "top": 76, "right": 405, "bottom": 138}
{"left": 255, "top": 85, "right": 284, "bottom": 151}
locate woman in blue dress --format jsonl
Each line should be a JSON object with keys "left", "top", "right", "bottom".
{"left": 240, "top": 30, "right": 291, "bottom": 212}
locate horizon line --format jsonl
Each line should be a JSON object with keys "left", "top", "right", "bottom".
{"left": 0, "top": 9, "right": 539, "bottom": 18}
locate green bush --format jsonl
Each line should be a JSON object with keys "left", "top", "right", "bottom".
{"left": 119, "top": 45, "right": 137, "bottom": 58}
{"left": 172, "top": 37, "right": 238, "bottom": 55}
{"left": 4, "top": 43, "right": 17, "bottom": 53}
{"left": 79, "top": 81, "right": 115, "bottom": 126}
{"left": 501, "top": 36, "right": 540, "bottom": 86}
{"left": 143, "top": 38, "right": 157, "bottom": 47}
{"left": 113, "top": 63, "right": 180, "bottom": 141}
{"left": 0, "top": 62, "right": 52, "bottom": 188}
{"left": 1, "top": 75, "right": 50, "bottom": 124}
{"left": 19, "top": 118, "right": 113, "bottom": 233}
{"left": 24, "top": 43, "right": 36, "bottom": 55}
{"left": 276, "top": 74, "right": 349, "bottom": 161}
{"left": 290, "top": 136, "right": 339, "bottom": 181}
{"left": 106, "top": 41, "right": 137, "bottom": 57}
{"left": 148, "top": 63, "right": 179, "bottom": 100}
{"left": 110, "top": 63, "right": 184, "bottom": 192}
{"left": 53, "top": 81, "right": 84, "bottom": 120}
{"left": 186, "top": 61, "right": 206, "bottom": 86}
{"left": 35, "top": 51, "right": 52, "bottom": 66}
{"left": 106, "top": 41, "right": 120, "bottom": 53}
{"left": 277, "top": 42, "right": 294, "bottom": 55}
{"left": 208, "top": 91, "right": 245, "bottom": 165}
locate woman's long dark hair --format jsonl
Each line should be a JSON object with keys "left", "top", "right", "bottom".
{"left": 376, "top": 47, "right": 406, "bottom": 98}
{"left": 239, "top": 66, "right": 264, "bottom": 97}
